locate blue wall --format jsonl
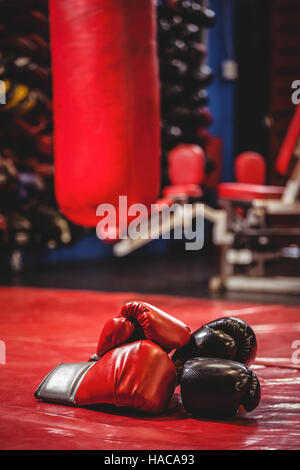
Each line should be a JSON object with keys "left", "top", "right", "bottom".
{"left": 207, "top": 0, "right": 236, "bottom": 182}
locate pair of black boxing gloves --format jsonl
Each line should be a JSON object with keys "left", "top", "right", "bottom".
{"left": 172, "top": 315, "right": 260, "bottom": 419}
{"left": 35, "top": 301, "right": 260, "bottom": 419}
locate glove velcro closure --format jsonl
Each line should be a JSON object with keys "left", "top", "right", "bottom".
{"left": 34, "top": 362, "right": 96, "bottom": 405}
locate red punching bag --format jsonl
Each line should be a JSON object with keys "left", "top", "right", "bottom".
{"left": 49, "top": 0, "right": 161, "bottom": 231}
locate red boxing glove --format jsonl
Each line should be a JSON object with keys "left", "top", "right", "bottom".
{"left": 91, "top": 301, "right": 191, "bottom": 360}
{"left": 35, "top": 340, "right": 177, "bottom": 415}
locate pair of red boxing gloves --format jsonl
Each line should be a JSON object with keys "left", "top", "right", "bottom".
{"left": 34, "top": 301, "right": 260, "bottom": 418}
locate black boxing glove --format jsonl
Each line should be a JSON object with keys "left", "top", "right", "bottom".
{"left": 172, "top": 317, "right": 257, "bottom": 381}
{"left": 180, "top": 357, "right": 261, "bottom": 419}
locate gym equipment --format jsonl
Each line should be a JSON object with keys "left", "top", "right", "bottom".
{"left": 210, "top": 104, "right": 300, "bottom": 294}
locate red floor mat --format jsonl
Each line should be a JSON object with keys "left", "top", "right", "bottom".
{"left": 0, "top": 287, "right": 300, "bottom": 450}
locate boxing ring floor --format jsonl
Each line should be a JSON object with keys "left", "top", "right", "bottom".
{"left": 0, "top": 286, "right": 300, "bottom": 450}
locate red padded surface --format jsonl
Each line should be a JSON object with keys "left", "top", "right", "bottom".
{"left": 168, "top": 145, "right": 205, "bottom": 186}
{"left": 0, "top": 287, "right": 300, "bottom": 450}
{"left": 163, "top": 184, "right": 203, "bottom": 198}
{"left": 235, "top": 152, "right": 266, "bottom": 185}
{"left": 218, "top": 182, "right": 284, "bottom": 201}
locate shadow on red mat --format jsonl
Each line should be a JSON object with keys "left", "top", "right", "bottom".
{"left": 0, "top": 287, "right": 299, "bottom": 450}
